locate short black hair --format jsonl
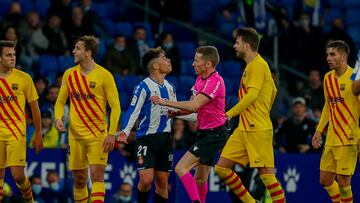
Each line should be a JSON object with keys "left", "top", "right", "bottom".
{"left": 0, "top": 40, "right": 16, "bottom": 55}
{"left": 326, "top": 40, "right": 350, "bottom": 56}
{"left": 141, "top": 47, "right": 164, "bottom": 70}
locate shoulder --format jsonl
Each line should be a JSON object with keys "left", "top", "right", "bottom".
{"left": 63, "top": 66, "right": 77, "bottom": 78}
{"left": 13, "top": 69, "right": 32, "bottom": 81}
{"left": 95, "top": 64, "right": 113, "bottom": 78}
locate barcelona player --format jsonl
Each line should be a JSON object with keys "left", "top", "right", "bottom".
{"left": 312, "top": 40, "right": 359, "bottom": 203}
{"left": 214, "top": 28, "right": 285, "bottom": 203}
{"left": 55, "top": 36, "right": 121, "bottom": 203}
{"left": 0, "top": 40, "right": 43, "bottom": 203}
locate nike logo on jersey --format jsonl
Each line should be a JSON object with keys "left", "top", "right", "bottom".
{"left": 342, "top": 168, "right": 348, "bottom": 170}
{"left": 254, "top": 160, "right": 261, "bottom": 163}
{"left": 193, "top": 146, "right": 199, "bottom": 151}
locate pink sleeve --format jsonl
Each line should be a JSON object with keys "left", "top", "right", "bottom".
{"left": 200, "top": 77, "right": 221, "bottom": 99}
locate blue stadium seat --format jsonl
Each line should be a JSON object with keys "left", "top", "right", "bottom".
{"left": 114, "top": 74, "right": 126, "bottom": 92}
{"left": 176, "top": 93, "right": 189, "bottom": 101}
{"left": 179, "top": 76, "right": 195, "bottom": 95}
{"left": 0, "top": 0, "right": 11, "bottom": 16}
{"left": 347, "top": 26, "right": 360, "bottom": 49}
{"left": 161, "top": 22, "right": 196, "bottom": 41}
{"left": 217, "top": 0, "right": 232, "bottom": 7}
{"left": 58, "top": 56, "right": 75, "bottom": 72}
{"left": 35, "top": 0, "right": 51, "bottom": 18}
{"left": 92, "top": 3, "right": 108, "bottom": 19}
{"left": 219, "top": 22, "right": 237, "bottom": 39}
{"left": 180, "top": 60, "right": 195, "bottom": 76}
{"left": 328, "top": 0, "right": 343, "bottom": 7}
{"left": 222, "top": 60, "right": 242, "bottom": 78}
{"left": 223, "top": 77, "right": 235, "bottom": 94}
{"left": 116, "top": 22, "right": 133, "bottom": 38}
{"left": 119, "top": 91, "right": 130, "bottom": 110}
{"left": 39, "top": 55, "right": 59, "bottom": 76}
{"left": 104, "top": 1, "right": 119, "bottom": 20}
{"left": 18, "top": 0, "right": 34, "bottom": 15}
{"left": 191, "top": 0, "right": 216, "bottom": 25}
{"left": 232, "top": 77, "right": 240, "bottom": 91}
{"left": 102, "top": 20, "right": 116, "bottom": 37}
{"left": 344, "top": 0, "right": 360, "bottom": 7}
{"left": 325, "top": 8, "right": 342, "bottom": 24}
{"left": 166, "top": 76, "right": 180, "bottom": 90}
{"left": 179, "top": 42, "right": 196, "bottom": 60}
{"left": 226, "top": 94, "right": 238, "bottom": 109}
{"left": 345, "top": 9, "right": 360, "bottom": 25}
{"left": 123, "top": 75, "right": 144, "bottom": 94}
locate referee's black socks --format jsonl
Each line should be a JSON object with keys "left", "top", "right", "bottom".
{"left": 154, "top": 192, "right": 168, "bottom": 203}
{"left": 137, "top": 188, "right": 150, "bottom": 203}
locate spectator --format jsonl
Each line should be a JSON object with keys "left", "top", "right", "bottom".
{"left": 325, "top": 17, "right": 356, "bottom": 66}
{"left": 43, "top": 171, "right": 69, "bottom": 203}
{"left": 29, "top": 110, "right": 59, "bottom": 148}
{"left": 34, "top": 76, "right": 49, "bottom": 107}
{"left": 30, "top": 175, "right": 45, "bottom": 203}
{"left": 103, "top": 35, "right": 136, "bottom": 75}
{"left": 156, "top": 32, "right": 181, "bottom": 75}
{"left": 21, "top": 11, "right": 49, "bottom": 64}
{"left": 275, "top": 97, "right": 317, "bottom": 153}
{"left": 127, "top": 26, "right": 150, "bottom": 74}
{"left": 172, "top": 119, "right": 186, "bottom": 150}
{"left": 270, "top": 68, "right": 292, "bottom": 129}
{"left": 299, "top": 69, "right": 324, "bottom": 112}
{"left": 65, "top": 6, "right": 94, "bottom": 50}
{"left": 111, "top": 182, "right": 133, "bottom": 203}
{"left": 43, "top": 15, "right": 68, "bottom": 55}
{"left": 1, "top": 2, "right": 26, "bottom": 30}
{"left": 47, "top": 0, "right": 72, "bottom": 29}
{"left": 2, "top": 26, "right": 32, "bottom": 70}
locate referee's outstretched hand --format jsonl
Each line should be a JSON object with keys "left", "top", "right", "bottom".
{"left": 103, "top": 135, "right": 115, "bottom": 153}
{"left": 116, "top": 131, "right": 128, "bottom": 144}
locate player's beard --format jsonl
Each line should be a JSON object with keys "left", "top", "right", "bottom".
{"left": 236, "top": 50, "right": 245, "bottom": 59}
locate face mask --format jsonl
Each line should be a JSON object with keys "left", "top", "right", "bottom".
{"left": 163, "top": 42, "right": 173, "bottom": 49}
{"left": 137, "top": 40, "right": 145, "bottom": 46}
{"left": 50, "top": 182, "right": 60, "bottom": 192}
{"left": 114, "top": 44, "right": 125, "bottom": 52}
{"left": 32, "top": 184, "right": 42, "bottom": 195}
{"left": 119, "top": 195, "right": 131, "bottom": 202}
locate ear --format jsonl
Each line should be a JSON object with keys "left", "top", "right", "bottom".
{"left": 153, "top": 63, "right": 160, "bottom": 70}
{"left": 206, "top": 61, "right": 212, "bottom": 68}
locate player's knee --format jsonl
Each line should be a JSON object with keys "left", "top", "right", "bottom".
{"left": 195, "top": 177, "right": 206, "bottom": 186}
{"left": 139, "top": 176, "right": 153, "bottom": 188}
{"left": 175, "top": 165, "right": 186, "bottom": 177}
{"left": 319, "top": 177, "right": 332, "bottom": 187}
{"left": 12, "top": 172, "right": 25, "bottom": 184}
{"left": 73, "top": 173, "right": 87, "bottom": 188}
{"left": 337, "top": 176, "right": 351, "bottom": 188}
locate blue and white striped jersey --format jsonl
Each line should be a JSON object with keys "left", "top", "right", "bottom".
{"left": 122, "top": 77, "right": 177, "bottom": 137}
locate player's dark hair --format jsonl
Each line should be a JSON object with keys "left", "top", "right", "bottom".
{"left": 75, "top": 35, "right": 99, "bottom": 58}
{"left": 142, "top": 47, "right": 165, "bottom": 71}
{"left": 326, "top": 40, "right": 350, "bottom": 56}
{"left": 195, "top": 46, "right": 220, "bottom": 67}
{"left": 0, "top": 40, "right": 16, "bottom": 55}
{"left": 233, "top": 27, "right": 260, "bottom": 52}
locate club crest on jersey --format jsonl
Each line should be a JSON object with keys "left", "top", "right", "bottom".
{"left": 340, "top": 84, "right": 345, "bottom": 91}
{"left": 89, "top": 81, "right": 96, "bottom": 88}
{"left": 169, "top": 89, "right": 175, "bottom": 97}
{"left": 11, "top": 83, "right": 18, "bottom": 90}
